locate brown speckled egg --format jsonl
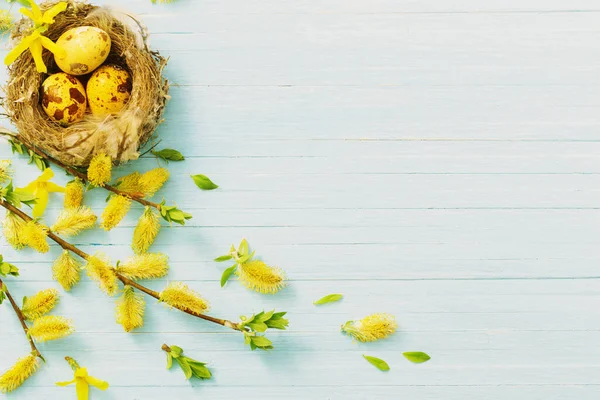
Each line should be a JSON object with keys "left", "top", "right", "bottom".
{"left": 55, "top": 26, "right": 111, "bottom": 75}
{"left": 86, "top": 65, "right": 132, "bottom": 116}
{"left": 41, "top": 73, "right": 87, "bottom": 124}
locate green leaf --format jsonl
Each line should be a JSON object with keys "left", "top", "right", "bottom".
{"left": 166, "top": 353, "right": 173, "bottom": 369}
{"left": 214, "top": 254, "right": 233, "bottom": 262}
{"left": 313, "top": 293, "right": 343, "bottom": 305}
{"left": 238, "top": 239, "right": 249, "bottom": 256}
{"left": 255, "top": 310, "right": 274, "bottom": 323}
{"left": 247, "top": 321, "right": 268, "bottom": 333}
{"left": 191, "top": 174, "right": 219, "bottom": 190}
{"left": 403, "top": 351, "right": 431, "bottom": 364}
{"left": 363, "top": 355, "right": 390, "bottom": 371}
{"left": 169, "top": 345, "right": 183, "bottom": 358}
{"left": 152, "top": 149, "right": 185, "bottom": 162}
{"left": 188, "top": 361, "right": 212, "bottom": 380}
{"left": 220, "top": 265, "right": 237, "bottom": 287}
{"left": 264, "top": 312, "right": 289, "bottom": 330}
{"left": 237, "top": 250, "right": 255, "bottom": 264}
{"left": 251, "top": 336, "right": 273, "bottom": 350}
{"left": 176, "top": 358, "right": 193, "bottom": 380}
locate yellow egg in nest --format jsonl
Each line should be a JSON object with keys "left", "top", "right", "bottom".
{"left": 41, "top": 73, "right": 87, "bottom": 124}
{"left": 87, "top": 65, "right": 132, "bottom": 116}
{"left": 54, "top": 26, "right": 111, "bottom": 75}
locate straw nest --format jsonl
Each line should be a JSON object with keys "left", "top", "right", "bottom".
{"left": 3, "top": 0, "right": 170, "bottom": 167}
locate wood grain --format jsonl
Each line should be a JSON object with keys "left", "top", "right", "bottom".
{"left": 0, "top": 0, "right": 599, "bottom": 398}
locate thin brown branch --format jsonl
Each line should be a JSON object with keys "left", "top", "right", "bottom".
{"left": 0, "top": 278, "right": 41, "bottom": 357}
{"left": 0, "top": 130, "right": 162, "bottom": 210}
{"left": 0, "top": 199, "right": 242, "bottom": 332}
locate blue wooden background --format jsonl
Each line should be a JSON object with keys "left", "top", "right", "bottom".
{"left": 1, "top": 0, "right": 600, "bottom": 398}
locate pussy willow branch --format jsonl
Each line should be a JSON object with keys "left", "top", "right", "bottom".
{"left": 0, "top": 128, "right": 161, "bottom": 210}
{"left": 0, "top": 199, "right": 242, "bottom": 332}
{"left": 0, "top": 278, "right": 41, "bottom": 357}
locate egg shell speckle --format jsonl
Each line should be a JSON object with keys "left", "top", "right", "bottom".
{"left": 55, "top": 26, "right": 111, "bottom": 75}
{"left": 86, "top": 65, "right": 132, "bottom": 116}
{"left": 41, "top": 73, "right": 87, "bottom": 124}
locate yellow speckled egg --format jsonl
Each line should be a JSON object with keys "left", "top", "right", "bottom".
{"left": 41, "top": 73, "right": 87, "bottom": 124}
{"left": 86, "top": 65, "right": 132, "bottom": 116}
{"left": 54, "top": 26, "right": 111, "bottom": 75}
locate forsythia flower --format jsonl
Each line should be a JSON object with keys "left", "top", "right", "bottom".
{"left": 115, "top": 286, "right": 145, "bottom": 332}
{"left": 56, "top": 358, "right": 109, "bottom": 399}
{"left": 87, "top": 153, "right": 112, "bottom": 186}
{"left": 0, "top": 160, "right": 12, "bottom": 183}
{"left": 0, "top": 354, "right": 40, "bottom": 393}
{"left": 116, "top": 253, "right": 169, "bottom": 280}
{"left": 100, "top": 195, "right": 131, "bottom": 231}
{"left": 51, "top": 206, "right": 97, "bottom": 236}
{"left": 159, "top": 282, "right": 210, "bottom": 315}
{"left": 22, "top": 220, "right": 50, "bottom": 253}
{"left": 115, "top": 171, "right": 143, "bottom": 195}
{"left": 16, "top": 168, "right": 65, "bottom": 217}
{"left": 28, "top": 315, "right": 74, "bottom": 342}
{"left": 22, "top": 288, "right": 59, "bottom": 320}
{"left": 139, "top": 168, "right": 169, "bottom": 197}
{"left": 64, "top": 179, "right": 85, "bottom": 209}
{"left": 237, "top": 260, "right": 286, "bottom": 294}
{"left": 341, "top": 313, "right": 397, "bottom": 342}
{"left": 53, "top": 250, "right": 82, "bottom": 291}
{"left": 85, "top": 254, "right": 118, "bottom": 296}
{"left": 3, "top": 211, "right": 26, "bottom": 250}
{"left": 132, "top": 207, "right": 161, "bottom": 254}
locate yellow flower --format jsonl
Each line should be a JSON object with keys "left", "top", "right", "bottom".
{"left": 3, "top": 211, "right": 26, "bottom": 250}
{"left": 0, "top": 354, "right": 40, "bottom": 393}
{"left": 16, "top": 168, "right": 65, "bottom": 218}
{"left": 4, "top": 2, "right": 68, "bottom": 73}
{"left": 28, "top": 315, "right": 74, "bottom": 342}
{"left": 237, "top": 260, "right": 286, "bottom": 294}
{"left": 0, "top": 10, "right": 13, "bottom": 34}
{"left": 87, "top": 153, "right": 112, "bottom": 187}
{"left": 21, "top": 288, "right": 59, "bottom": 320}
{"left": 0, "top": 160, "right": 12, "bottom": 184}
{"left": 159, "top": 282, "right": 210, "bottom": 315}
{"left": 139, "top": 168, "right": 169, "bottom": 197}
{"left": 116, "top": 253, "right": 169, "bottom": 280}
{"left": 51, "top": 206, "right": 97, "bottom": 236}
{"left": 53, "top": 250, "right": 81, "bottom": 291}
{"left": 56, "top": 363, "right": 109, "bottom": 400}
{"left": 115, "top": 171, "right": 144, "bottom": 196}
{"left": 22, "top": 220, "right": 49, "bottom": 253}
{"left": 115, "top": 285, "right": 145, "bottom": 332}
{"left": 341, "top": 313, "right": 397, "bottom": 342}
{"left": 100, "top": 195, "right": 131, "bottom": 231}
{"left": 85, "top": 253, "right": 118, "bottom": 296}
{"left": 132, "top": 207, "right": 160, "bottom": 254}
{"left": 64, "top": 179, "right": 85, "bottom": 209}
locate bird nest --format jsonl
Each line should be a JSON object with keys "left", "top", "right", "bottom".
{"left": 3, "top": 0, "right": 169, "bottom": 167}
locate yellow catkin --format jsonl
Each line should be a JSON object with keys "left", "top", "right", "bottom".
{"left": 52, "top": 250, "right": 82, "bottom": 291}
{"left": 117, "top": 253, "right": 169, "bottom": 280}
{"left": 115, "top": 171, "right": 144, "bottom": 195}
{"left": 0, "top": 354, "right": 39, "bottom": 393}
{"left": 27, "top": 315, "right": 74, "bottom": 342}
{"left": 0, "top": 11, "right": 12, "bottom": 34}
{"left": 21, "top": 289, "right": 60, "bottom": 320}
{"left": 341, "top": 313, "right": 397, "bottom": 342}
{"left": 237, "top": 260, "right": 286, "bottom": 294}
{"left": 3, "top": 211, "right": 26, "bottom": 250}
{"left": 115, "top": 285, "right": 145, "bottom": 332}
{"left": 159, "top": 282, "right": 210, "bottom": 314}
{"left": 85, "top": 254, "right": 118, "bottom": 296}
{"left": 100, "top": 195, "right": 131, "bottom": 231}
{"left": 22, "top": 221, "right": 49, "bottom": 253}
{"left": 132, "top": 207, "right": 161, "bottom": 254}
{"left": 51, "top": 206, "right": 97, "bottom": 236}
{"left": 139, "top": 168, "right": 170, "bottom": 197}
{"left": 87, "top": 153, "right": 112, "bottom": 186}
{"left": 63, "top": 179, "right": 85, "bottom": 209}
{"left": 0, "top": 160, "right": 12, "bottom": 184}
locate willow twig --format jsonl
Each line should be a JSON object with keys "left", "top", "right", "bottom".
{"left": 0, "top": 199, "right": 242, "bottom": 332}
{"left": 0, "top": 278, "right": 41, "bottom": 357}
